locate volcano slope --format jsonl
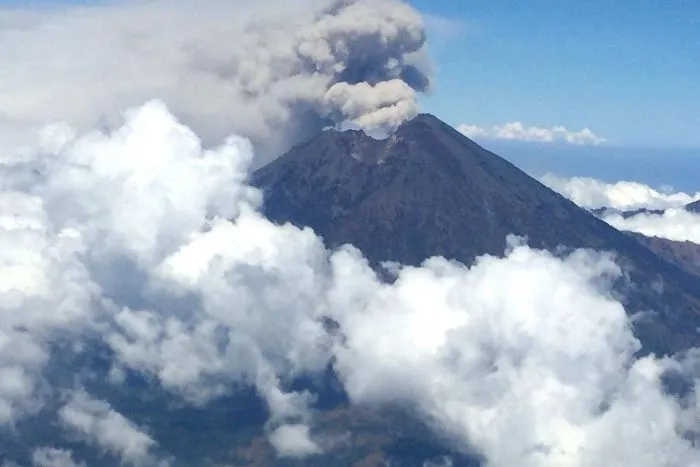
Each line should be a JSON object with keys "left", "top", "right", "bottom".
{"left": 254, "top": 113, "right": 700, "bottom": 355}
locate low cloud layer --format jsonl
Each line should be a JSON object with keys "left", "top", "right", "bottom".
{"left": 0, "top": 0, "right": 431, "bottom": 165}
{"left": 541, "top": 173, "right": 700, "bottom": 210}
{"left": 0, "top": 101, "right": 698, "bottom": 466}
{"left": 603, "top": 209, "right": 700, "bottom": 244}
{"left": 458, "top": 122, "right": 606, "bottom": 146}
{"left": 542, "top": 173, "right": 700, "bottom": 246}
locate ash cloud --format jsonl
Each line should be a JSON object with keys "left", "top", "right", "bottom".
{"left": 0, "top": 101, "right": 698, "bottom": 465}
{"left": 0, "top": 0, "right": 431, "bottom": 165}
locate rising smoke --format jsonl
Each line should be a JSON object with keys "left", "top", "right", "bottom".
{"left": 0, "top": 101, "right": 698, "bottom": 466}
{"left": 0, "top": 0, "right": 431, "bottom": 165}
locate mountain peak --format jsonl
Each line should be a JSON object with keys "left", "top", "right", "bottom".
{"left": 298, "top": 113, "right": 477, "bottom": 167}
{"left": 401, "top": 112, "right": 447, "bottom": 129}
{"left": 253, "top": 115, "right": 588, "bottom": 262}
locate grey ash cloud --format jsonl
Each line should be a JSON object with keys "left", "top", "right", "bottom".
{"left": 0, "top": 0, "right": 431, "bottom": 164}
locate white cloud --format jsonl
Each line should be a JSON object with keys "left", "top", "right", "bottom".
{"left": 0, "top": 100, "right": 332, "bottom": 459}
{"left": 541, "top": 174, "right": 700, "bottom": 244}
{"left": 0, "top": 101, "right": 697, "bottom": 466}
{"left": 268, "top": 424, "right": 321, "bottom": 458}
{"left": 32, "top": 448, "right": 85, "bottom": 467}
{"left": 458, "top": 122, "right": 607, "bottom": 145}
{"left": 58, "top": 391, "right": 158, "bottom": 465}
{"left": 603, "top": 209, "right": 700, "bottom": 244}
{"left": 0, "top": 191, "right": 95, "bottom": 422}
{"left": 329, "top": 241, "right": 700, "bottom": 467}
{"left": 0, "top": 0, "right": 430, "bottom": 164}
{"left": 541, "top": 173, "right": 700, "bottom": 210}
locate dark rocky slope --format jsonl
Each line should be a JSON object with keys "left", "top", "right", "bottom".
{"left": 628, "top": 232, "right": 700, "bottom": 279}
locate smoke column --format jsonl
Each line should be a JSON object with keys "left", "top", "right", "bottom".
{"left": 0, "top": 0, "right": 431, "bottom": 164}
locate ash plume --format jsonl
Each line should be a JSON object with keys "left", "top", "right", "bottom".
{"left": 0, "top": 0, "right": 431, "bottom": 164}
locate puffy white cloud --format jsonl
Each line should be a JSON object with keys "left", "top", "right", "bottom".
{"left": 0, "top": 100, "right": 332, "bottom": 459}
{"left": 32, "top": 448, "right": 85, "bottom": 467}
{"left": 0, "top": 101, "right": 697, "bottom": 467}
{"left": 328, "top": 241, "right": 700, "bottom": 467}
{"left": 0, "top": 0, "right": 430, "bottom": 164}
{"left": 458, "top": 122, "right": 606, "bottom": 146}
{"left": 541, "top": 173, "right": 700, "bottom": 210}
{"left": 268, "top": 424, "right": 321, "bottom": 458}
{"left": 58, "top": 391, "right": 158, "bottom": 465}
{"left": 602, "top": 209, "right": 700, "bottom": 244}
{"left": 0, "top": 100, "right": 262, "bottom": 425}
{"left": 536, "top": 173, "right": 700, "bottom": 249}
{"left": 0, "top": 191, "right": 95, "bottom": 422}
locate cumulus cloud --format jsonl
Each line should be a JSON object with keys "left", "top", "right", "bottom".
{"left": 58, "top": 391, "right": 158, "bottom": 465}
{"left": 0, "top": 0, "right": 431, "bottom": 164}
{"left": 0, "top": 101, "right": 262, "bottom": 427}
{"left": 0, "top": 191, "right": 95, "bottom": 422}
{"left": 602, "top": 209, "right": 700, "bottom": 244}
{"left": 541, "top": 173, "right": 700, "bottom": 210}
{"left": 0, "top": 101, "right": 697, "bottom": 466}
{"left": 458, "top": 122, "right": 606, "bottom": 145}
{"left": 541, "top": 174, "right": 700, "bottom": 244}
{"left": 32, "top": 448, "right": 85, "bottom": 467}
{"left": 268, "top": 424, "right": 321, "bottom": 458}
{"left": 0, "top": 100, "right": 331, "bottom": 460}
{"left": 329, "top": 242, "right": 700, "bottom": 467}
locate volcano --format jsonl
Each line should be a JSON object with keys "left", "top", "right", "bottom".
{"left": 254, "top": 114, "right": 700, "bottom": 355}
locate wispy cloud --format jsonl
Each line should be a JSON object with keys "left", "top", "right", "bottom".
{"left": 422, "top": 13, "right": 468, "bottom": 49}
{"left": 458, "top": 122, "right": 607, "bottom": 145}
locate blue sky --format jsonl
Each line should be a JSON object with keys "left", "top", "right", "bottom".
{"left": 412, "top": 0, "right": 700, "bottom": 149}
